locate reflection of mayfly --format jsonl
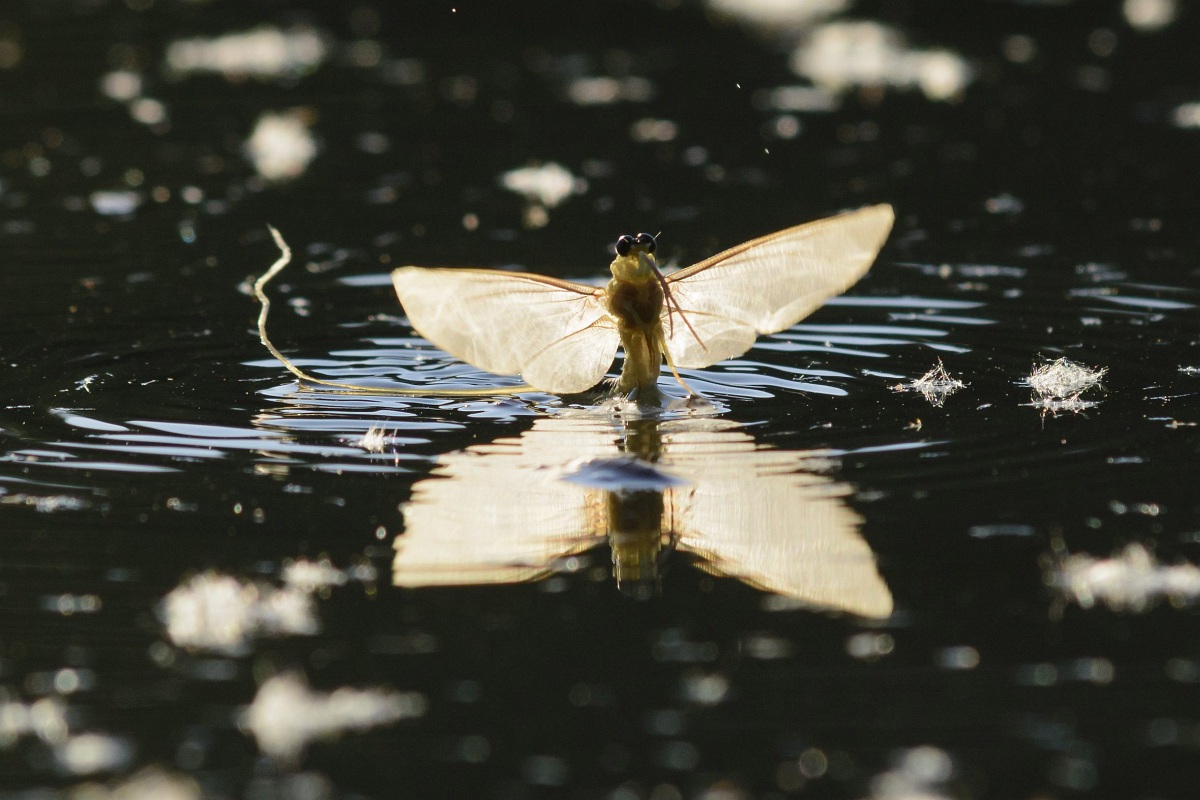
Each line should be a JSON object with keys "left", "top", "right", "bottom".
{"left": 393, "top": 414, "right": 893, "bottom": 618}
{"left": 256, "top": 205, "right": 893, "bottom": 397}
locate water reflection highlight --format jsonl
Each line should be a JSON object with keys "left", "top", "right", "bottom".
{"left": 395, "top": 412, "right": 892, "bottom": 617}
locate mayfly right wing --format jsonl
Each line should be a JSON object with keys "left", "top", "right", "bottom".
{"left": 661, "top": 204, "right": 894, "bottom": 368}
{"left": 672, "top": 470, "right": 893, "bottom": 618}
{"left": 659, "top": 421, "right": 893, "bottom": 618}
{"left": 391, "top": 267, "right": 620, "bottom": 393}
{"left": 394, "top": 418, "right": 617, "bottom": 587}
{"left": 394, "top": 447, "right": 603, "bottom": 586}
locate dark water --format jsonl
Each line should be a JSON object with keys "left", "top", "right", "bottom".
{"left": 2, "top": 1, "right": 1200, "bottom": 797}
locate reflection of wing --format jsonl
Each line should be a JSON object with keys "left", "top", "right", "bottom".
{"left": 394, "top": 419, "right": 618, "bottom": 586}
{"left": 662, "top": 204, "right": 894, "bottom": 368}
{"left": 391, "top": 268, "right": 620, "bottom": 393}
{"left": 660, "top": 422, "right": 893, "bottom": 618}
{"left": 394, "top": 411, "right": 892, "bottom": 618}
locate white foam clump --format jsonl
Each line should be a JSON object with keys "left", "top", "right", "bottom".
{"left": 161, "top": 572, "right": 318, "bottom": 655}
{"left": 757, "top": 84, "right": 841, "bottom": 113}
{"left": 1172, "top": 102, "right": 1200, "bottom": 129}
{"left": 566, "top": 76, "right": 653, "bottom": 105}
{"left": 862, "top": 746, "right": 954, "bottom": 799}
{"left": 53, "top": 732, "right": 134, "bottom": 775}
{"left": 1054, "top": 543, "right": 1200, "bottom": 612}
{"left": 244, "top": 673, "right": 426, "bottom": 762}
{"left": 792, "top": 21, "right": 971, "bottom": 102}
{"left": 165, "top": 26, "right": 327, "bottom": 80}
{"left": 499, "top": 162, "right": 586, "bottom": 208}
{"left": 357, "top": 425, "right": 389, "bottom": 453}
{"left": 282, "top": 558, "right": 377, "bottom": 592}
{"left": 0, "top": 696, "right": 68, "bottom": 747}
{"left": 89, "top": 190, "right": 143, "bottom": 217}
{"left": 893, "top": 360, "right": 965, "bottom": 408}
{"left": 1123, "top": 0, "right": 1178, "bottom": 32}
{"left": 99, "top": 70, "right": 143, "bottom": 102}
{"left": 244, "top": 110, "right": 318, "bottom": 181}
{"left": 1022, "top": 357, "right": 1107, "bottom": 414}
{"left": 1025, "top": 357, "right": 1106, "bottom": 398}
{"left": 630, "top": 118, "right": 679, "bottom": 143}
{"left": 705, "top": 0, "right": 848, "bottom": 33}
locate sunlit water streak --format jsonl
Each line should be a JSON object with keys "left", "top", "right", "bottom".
{"left": 1, "top": 268, "right": 1195, "bottom": 493}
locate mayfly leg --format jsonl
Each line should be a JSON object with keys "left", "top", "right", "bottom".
{"left": 645, "top": 255, "right": 707, "bottom": 353}
{"left": 659, "top": 334, "right": 696, "bottom": 395}
{"left": 256, "top": 227, "right": 535, "bottom": 397}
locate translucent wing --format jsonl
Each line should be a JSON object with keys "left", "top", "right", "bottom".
{"left": 659, "top": 421, "right": 893, "bottom": 618}
{"left": 391, "top": 267, "right": 620, "bottom": 393}
{"left": 394, "top": 418, "right": 618, "bottom": 587}
{"left": 662, "top": 204, "right": 894, "bottom": 369}
{"left": 394, "top": 448, "right": 604, "bottom": 586}
{"left": 671, "top": 474, "right": 893, "bottom": 618}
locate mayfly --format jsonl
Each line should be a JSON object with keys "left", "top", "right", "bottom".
{"left": 256, "top": 204, "right": 894, "bottom": 396}
{"left": 393, "top": 414, "right": 894, "bottom": 617}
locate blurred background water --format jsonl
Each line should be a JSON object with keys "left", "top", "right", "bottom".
{"left": 1, "top": 0, "right": 1199, "bottom": 797}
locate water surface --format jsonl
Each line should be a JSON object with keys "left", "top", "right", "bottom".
{"left": 1, "top": 1, "right": 1199, "bottom": 797}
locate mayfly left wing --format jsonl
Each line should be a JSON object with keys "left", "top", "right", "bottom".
{"left": 391, "top": 268, "right": 620, "bottom": 393}
{"left": 661, "top": 204, "right": 894, "bottom": 368}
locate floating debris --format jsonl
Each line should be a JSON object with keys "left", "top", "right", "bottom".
{"left": 754, "top": 84, "right": 841, "bottom": 113}
{"left": 0, "top": 25, "right": 22, "bottom": 69}
{"left": 1173, "top": 102, "right": 1200, "bottom": 129}
{"left": 0, "top": 492, "right": 90, "bottom": 513}
{"left": 862, "top": 746, "right": 955, "bottom": 800}
{"left": 99, "top": 69, "right": 142, "bottom": 102}
{"left": 160, "top": 572, "right": 318, "bottom": 655}
{"left": 66, "top": 767, "right": 201, "bottom": 800}
{"left": 1123, "top": 0, "right": 1178, "bottom": 32}
{"left": 98, "top": 68, "right": 169, "bottom": 129}
{"left": 936, "top": 646, "right": 981, "bottom": 671}
{"left": 984, "top": 193, "right": 1024, "bottom": 215}
{"left": 499, "top": 162, "right": 587, "bottom": 228}
{"left": 680, "top": 671, "right": 730, "bottom": 706}
{"left": 846, "top": 631, "right": 894, "bottom": 661}
{"left": 0, "top": 696, "right": 68, "bottom": 747}
{"left": 1031, "top": 396, "right": 1100, "bottom": 415}
{"left": 39, "top": 593, "right": 102, "bottom": 615}
{"left": 791, "top": 21, "right": 972, "bottom": 102}
{"left": 499, "top": 162, "right": 585, "bottom": 208}
{"left": 281, "top": 558, "right": 377, "bottom": 592}
{"left": 705, "top": 0, "right": 848, "bottom": 34}
{"left": 129, "top": 97, "right": 168, "bottom": 127}
{"left": 356, "top": 425, "right": 389, "bottom": 453}
{"left": 243, "top": 672, "right": 425, "bottom": 763}
{"left": 892, "top": 359, "right": 965, "bottom": 407}
{"left": 1053, "top": 543, "right": 1200, "bottom": 612}
{"left": 53, "top": 732, "right": 134, "bottom": 775}
{"left": 164, "top": 26, "right": 327, "bottom": 80}
{"left": 968, "top": 523, "right": 1035, "bottom": 539}
{"left": 629, "top": 117, "right": 679, "bottom": 143}
{"left": 1178, "top": 366, "right": 1200, "bottom": 375}
{"left": 244, "top": 109, "right": 318, "bottom": 182}
{"left": 89, "top": 190, "right": 142, "bottom": 217}
{"left": 566, "top": 76, "right": 654, "bottom": 105}
{"left": 1022, "top": 357, "right": 1107, "bottom": 415}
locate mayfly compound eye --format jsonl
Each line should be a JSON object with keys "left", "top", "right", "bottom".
{"left": 634, "top": 232, "right": 657, "bottom": 253}
{"left": 615, "top": 234, "right": 635, "bottom": 257}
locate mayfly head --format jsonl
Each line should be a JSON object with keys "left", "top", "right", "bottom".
{"left": 610, "top": 231, "right": 659, "bottom": 281}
